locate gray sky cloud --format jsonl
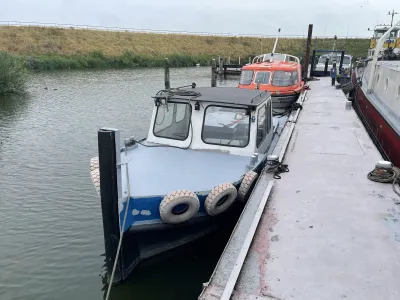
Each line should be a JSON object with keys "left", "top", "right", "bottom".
{"left": 0, "top": 0, "right": 399, "bottom": 36}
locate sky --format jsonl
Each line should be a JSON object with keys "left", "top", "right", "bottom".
{"left": 0, "top": 0, "right": 399, "bottom": 37}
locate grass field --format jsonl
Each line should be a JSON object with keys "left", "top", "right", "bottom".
{"left": 0, "top": 26, "right": 371, "bottom": 70}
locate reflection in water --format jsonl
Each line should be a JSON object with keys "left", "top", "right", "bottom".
{"left": 0, "top": 68, "right": 239, "bottom": 300}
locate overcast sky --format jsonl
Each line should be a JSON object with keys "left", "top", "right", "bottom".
{"left": 0, "top": 0, "right": 399, "bottom": 37}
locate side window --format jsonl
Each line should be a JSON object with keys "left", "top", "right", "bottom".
{"left": 256, "top": 105, "right": 266, "bottom": 147}
{"left": 154, "top": 103, "right": 191, "bottom": 140}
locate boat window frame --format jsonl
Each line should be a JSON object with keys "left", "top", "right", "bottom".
{"left": 239, "top": 70, "right": 254, "bottom": 85}
{"left": 271, "top": 70, "right": 299, "bottom": 87}
{"left": 254, "top": 71, "right": 271, "bottom": 85}
{"left": 153, "top": 101, "right": 192, "bottom": 141}
{"left": 201, "top": 104, "right": 251, "bottom": 148}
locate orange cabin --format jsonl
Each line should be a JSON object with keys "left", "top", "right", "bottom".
{"left": 238, "top": 61, "right": 304, "bottom": 96}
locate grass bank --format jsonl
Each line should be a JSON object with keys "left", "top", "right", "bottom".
{"left": 0, "top": 26, "right": 370, "bottom": 71}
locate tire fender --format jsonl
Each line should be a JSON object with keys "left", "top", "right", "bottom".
{"left": 238, "top": 170, "right": 258, "bottom": 202}
{"left": 160, "top": 190, "right": 200, "bottom": 224}
{"left": 205, "top": 183, "right": 237, "bottom": 216}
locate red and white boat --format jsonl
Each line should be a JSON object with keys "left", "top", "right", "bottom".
{"left": 351, "top": 20, "right": 400, "bottom": 167}
{"left": 238, "top": 53, "right": 304, "bottom": 108}
{"left": 238, "top": 30, "right": 304, "bottom": 109}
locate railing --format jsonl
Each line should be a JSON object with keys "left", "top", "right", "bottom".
{"left": 0, "top": 21, "right": 369, "bottom": 39}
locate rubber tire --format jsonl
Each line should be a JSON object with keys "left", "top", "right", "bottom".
{"left": 238, "top": 170, "right": 258, "bottom": 202}
{"left": 205, "top": 183, "right": 237, "bottom": 216}
{"left": 159, "top": 190, "right": 200, "bottom": 224}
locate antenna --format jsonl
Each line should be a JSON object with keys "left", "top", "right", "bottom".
{"left": 388, "top": 9, "right": 399, "bottom": 26}
{"left": 271, "top": 28, "right": 281, "bottom": 62}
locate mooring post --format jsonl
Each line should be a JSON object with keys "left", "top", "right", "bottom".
{"left": 98, "top": 128, "right": 123, "bottom": 284}
{"left": 303, "top": 24, "right": 313, "bottom": 81}
{"left": 218, "top": 56, "right": 223, "bottom": 76}
{"left": 249, "top": 56, "right": 251, "bottom": 64}
{"left": 98, "top": 128, "right": 140, "bottom": 285}
{"left": 238, "top": 57, "right": 241, "bottom": 65}
{"left": 227, "top": 56, "right": 231, "bottom": 64}
{"left": 310, "top": 50, "right": 316, "bottom": 77}
{"left": 164, "top": 58, "right": 170, "bottom": 90}
{"left": 211, "top": 59, "right": 217, "bottom": 87}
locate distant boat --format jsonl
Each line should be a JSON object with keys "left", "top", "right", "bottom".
{"left": 238, "top": 53, "right": 304, "bottom": 109}
{"left": 196, "top": 63, "right": 200, "bottom": 67}
{"left": 237, "top": 29, "right": 304, "bottom": 109}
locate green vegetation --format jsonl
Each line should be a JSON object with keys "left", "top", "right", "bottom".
{"left": 0, "top": 51, "right": 27, "bottom": 95}
{"left": 0, "top": 26, "right": 371, "bottom": 71}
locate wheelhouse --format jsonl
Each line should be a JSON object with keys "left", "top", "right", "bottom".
{"left": 146, "top": 87, "right": 273, "bottom": 157}
{"left": 238, "top": 61, "right": 301, "bottom": 94}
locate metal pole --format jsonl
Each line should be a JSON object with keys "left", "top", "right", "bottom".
{"left": 164, "top": 58, "right": 170, "bottom": 90}
{"left": 211, "top": 59, "right": 217, "bottom": 87}
{"left": 303, "top": 24, "right": 313, "bottom": 81}
{"left": 238, "top": 57, "right": 241, "bottom": 65}
{"left": 98, "top": 128, "right": 123, "bottom": 284}
{"left": 339, "top": 51, "right": 344, "bottom": 72}
{"left": 249, "top": 56, "right": 251, "bottom": 64}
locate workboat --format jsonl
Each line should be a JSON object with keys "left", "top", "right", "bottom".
{"left": 314, "top": 53, "right": 353, "bottom": 74}
{"left": 90, "top": 85, "right": 286, "bottom": 284}
{"left": 351, "top": 19, "right": 400, "bottom": 167}
{"left": 238, "top": 53, "right": 304, "bottom": 108}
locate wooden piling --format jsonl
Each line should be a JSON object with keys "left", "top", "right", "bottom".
{"left": 164, "top": 58, "right": 170, "bottom": 90}
{"left": 218, "top": 57, "right": 223, "bottom": 76}
{"left": 303, "top": 24, "right": 313, "bottom": 81}
{"left": 211, "top": 59, "right": 217, "bottom": 87}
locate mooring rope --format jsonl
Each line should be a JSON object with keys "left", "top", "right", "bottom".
{"left": 368, "top": 166, "right": 400, "bottom": 199}
{"left": 105, "top": 162, "right": 132, "bottom": 300}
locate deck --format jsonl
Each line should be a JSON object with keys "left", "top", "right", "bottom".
{"left": 199, "top": 77, "right": 400, "bottom": 300}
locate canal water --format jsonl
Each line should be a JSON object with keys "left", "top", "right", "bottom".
{"left": 0, "top": 68, "right": 239, "bottom": 300}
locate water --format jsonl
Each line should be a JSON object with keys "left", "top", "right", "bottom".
{"left": 0, "top": 68, "right": 239, "bottom": 300}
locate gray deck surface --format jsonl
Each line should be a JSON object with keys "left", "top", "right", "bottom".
{"left": 199, "top": 77, "right": 400, "bottom": 300}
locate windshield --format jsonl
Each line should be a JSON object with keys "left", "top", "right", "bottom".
{"left": 263, "top": 53, "right": 286, "bottom": 61}
{"left": 375, "top": 30, "right": 398, "bottom": 38}
{"left": 153, "top": 102, "right": 191, "bottom": 140}
{"left": 254, "top": 71, "right": 271, "bottom": 84}
{"left": 202, "top": 106, "right": 250, "bottom": 147}
{"left": 271, "top": 71, "right": 299, "bottom": 87}
{"left": 240, "top": 70, "right": 253, "bottom": 85}
{"left": 318, "top": 56, "right": 351, "bottom": 65}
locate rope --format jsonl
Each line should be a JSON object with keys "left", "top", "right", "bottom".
{"left": 265, "top": 160, "right": 289, "bottom": 179}
{"left": 367, "top": 166, "right": 400, "bottom": 200}
{"left": 105, "top": 162, "right": 132, "bottom": 300}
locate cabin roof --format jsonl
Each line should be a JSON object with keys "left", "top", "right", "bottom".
{"left": 242, "top": 61, "right": 299, "bottom": 71}
{"left": 154, "top": 87, "right": 270, "bottom": 107}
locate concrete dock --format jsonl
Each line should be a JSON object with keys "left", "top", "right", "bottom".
{"left": 199, "top": 77, "right": 400, "bottom": 300}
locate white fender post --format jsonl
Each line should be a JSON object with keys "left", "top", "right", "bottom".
{"left": 367, "top": 18, "right": 400, "bottom": 93}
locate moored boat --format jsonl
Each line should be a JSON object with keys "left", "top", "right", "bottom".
{"left": 238, "top": 53, "right": 304, "bottom": 109}
{"left": 90, "top": 85, "right": 289, "bottom": 284}
{"left": 351, "top": 19, "right": 400, "bottom": 167}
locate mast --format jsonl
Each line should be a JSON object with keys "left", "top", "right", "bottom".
{"left": 367, "top": 18, "right": 400, "bottom": 93}
{"left": 270, "top": 28, "right": 281, "bottom": 62}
